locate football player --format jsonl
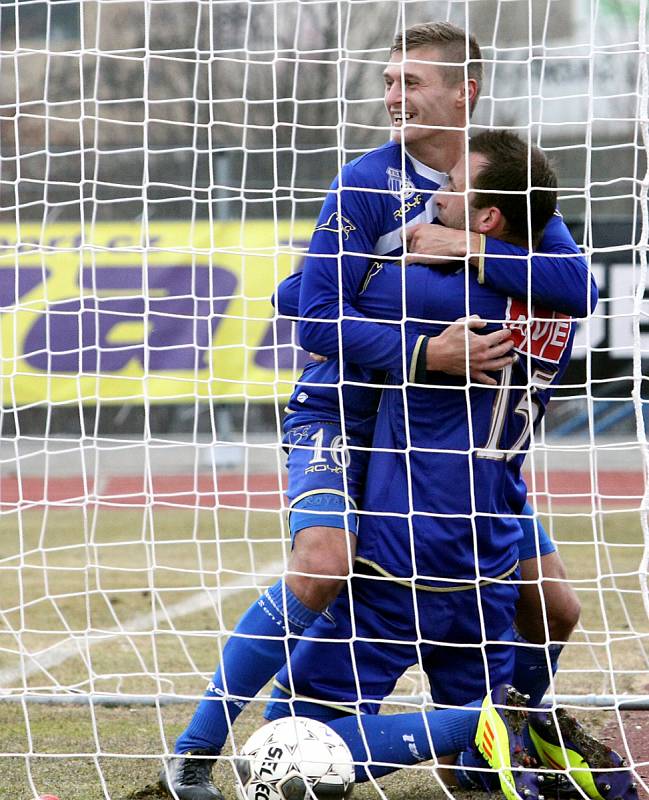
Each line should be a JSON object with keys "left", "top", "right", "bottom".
{"left": 160, "top": 23, "right": 596, "bottom": 800}
{"left": 265, "top": 132, "right": 635, "bottom": 800}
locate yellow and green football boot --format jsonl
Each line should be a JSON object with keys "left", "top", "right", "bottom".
{"left": 475, "top": 685, "right": 543, "bottom": 800}
{"left": 529, "top": 708, "right": 638, "bottom": 800}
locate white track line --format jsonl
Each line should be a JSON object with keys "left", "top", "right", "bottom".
{"left": 0, "top": 560, "right": 286, "bottom": 689}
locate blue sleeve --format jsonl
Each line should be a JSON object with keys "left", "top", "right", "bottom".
{"left": 479, "top": 212, "right": 598, "bottom": 317}
{"left": 273, "top": 271, "right": 301, "bottom": 317}
{"left": 297, "top": 167, "right": 421, "bottom": 377}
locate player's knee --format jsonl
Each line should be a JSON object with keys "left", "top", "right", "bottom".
{"left": 516, "top": 582, "right": 581, "bottom": 644}
{"left": 546, "top": 586, "right": 580, "bottom": 641}
{"left": 286, "top": 530, "right": 353, "bottom": 611}
{"left": 286, "top": 572, "right": 347, "bottom": 612}
{"left": 518, "top": 551, "right": 580, "bottom": 643}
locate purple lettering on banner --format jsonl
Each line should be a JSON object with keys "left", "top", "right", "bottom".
{"left": 0, "top": 268, "right": 49, "bottom": 308}
{"left": 254, "top": 316, "right": 308, "bottom": 371}
{"left": 23, "top": 265, "right": 238, "bottom": 373}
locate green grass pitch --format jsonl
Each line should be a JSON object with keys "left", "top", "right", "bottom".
{"left": 0, "top": 506, "right": 646, "bottom": 799}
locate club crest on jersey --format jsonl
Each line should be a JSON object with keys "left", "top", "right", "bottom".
{"left": 505, "top": 298, "right": 572, "bottom": 363}
{"left": 314, "top": 211, "right": 356, "bottom": 240}
{"left": 386, "top": 167, "right": 416, "bottom": 200}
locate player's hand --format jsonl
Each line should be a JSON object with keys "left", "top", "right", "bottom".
{"left": 309, "top": 352, "right": 328, "bottom": 363}
{"left": 425, "top": 315, "right": 514, "bottom": 386}
{"left": 405, "top": 224, "right": 479, "bottom": 265}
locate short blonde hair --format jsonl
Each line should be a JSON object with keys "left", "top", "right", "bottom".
{"left": 391, "top": 22, "right": 483, "bottom": 111}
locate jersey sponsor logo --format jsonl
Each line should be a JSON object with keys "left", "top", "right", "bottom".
{"left": 305, "top": 463, "right": 343, "bottom": 475}
{"left": 505, "top": 298, "right": 572, "bottom": 364}
{"left": 314, "top": 211, "right": 356, "bottom": 240}
{"left": 296, "top": 391, "right": 308, "bottom": 403}
{"left": 393, "top": 193, "right": 423, "bottom": 219}
{"left": 386, "top": 166, "right": 416, "bottom": 200}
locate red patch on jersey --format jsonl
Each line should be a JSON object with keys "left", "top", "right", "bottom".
{"left": 505, "top": 298, "right": 572, "bottom": 364}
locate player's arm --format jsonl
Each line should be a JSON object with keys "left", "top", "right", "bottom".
{"left": 406, "top": 214, "right": 598, "bottom": 318}
{"left": 297, "top": 169, "right": 422, "bottom": 378}
{"left": 272, "top": 270, "right": 301, "bottom": 317}
{"left": 410, "top": 316, "right": 514, "bottom": 387}
{"left": 475, "top": 213, "right": 597, "bottom": 317}
{"left": 278, "top": 250, "right": 512, "bottom": 383}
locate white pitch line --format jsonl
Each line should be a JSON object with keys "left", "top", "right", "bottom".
{"left": 0, "top": 560, "right": 286, "bottom": 689}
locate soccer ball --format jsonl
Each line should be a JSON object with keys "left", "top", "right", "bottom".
{"left": 234, "top": 716, "right": 355, "bottom": 800}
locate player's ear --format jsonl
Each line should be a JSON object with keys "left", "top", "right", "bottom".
{"left": 458, "top": 79, "right": 478, "bottom": 112}
{"left": 474, "top": 206, "right": 506, "bottom": 236}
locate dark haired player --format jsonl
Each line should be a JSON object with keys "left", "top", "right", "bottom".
{"left": 266, "top": 132, "right": 635, "bottom": 800}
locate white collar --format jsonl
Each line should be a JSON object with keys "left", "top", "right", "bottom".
{"left": 405, "top": 148, "right": 448, "bottom": 186}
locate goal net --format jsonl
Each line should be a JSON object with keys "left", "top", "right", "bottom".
{"left": 0, "top": 0, "right": 648, "bottom": 797}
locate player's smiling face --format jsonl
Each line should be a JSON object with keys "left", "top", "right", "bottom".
{"left": 383, "top": 46, "right": 465, "bottom": 151}
{"left": 436, "top": 152, "right": 489, "bottom": 231}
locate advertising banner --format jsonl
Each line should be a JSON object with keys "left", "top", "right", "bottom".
{"left": 0, "top": 221, "right": 312, "bottom": 405}
{"left": 563, "top": 221, "right": 647, "bottom": 388}
{"left": 0, "top": 219, "right": 644, "bottom": 407}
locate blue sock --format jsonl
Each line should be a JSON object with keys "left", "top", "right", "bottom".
{"left": 455, "top": 744, "right": 498, "bottom": 790}
{"left": 175, "top": 579, "right": 319, "bottom": 754}
{"left": 512, "top": 632, "right": 564, "bottom": 707}
{"left": 328, "top": 702, "right": 481, "bottom": 782}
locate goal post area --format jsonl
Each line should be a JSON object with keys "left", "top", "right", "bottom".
{"left": 1, "top": 0, "right": 649, "bottom": 798}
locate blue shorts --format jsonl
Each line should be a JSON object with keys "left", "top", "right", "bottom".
{"left": 518, "top": 502, "right": 556, "bottom": 561}
{"left": 264, "top": 568, "right": 518, "bottom": 722}
{"left": 283, "top": 421, "right": 370, "bottom": 540}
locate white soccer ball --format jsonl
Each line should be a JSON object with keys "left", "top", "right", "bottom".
{"left": 234, "top": 716, "right": 355, "bottom": 800}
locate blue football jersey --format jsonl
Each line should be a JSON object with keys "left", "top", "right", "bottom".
{"left": 351, "top": 261, "right": 575, "bottom": 586}
{"left": 276, "top": 137, "right": 595, "bottom": 434}
{"left": 280, "top": 141, "right": 447, "bottom": 434}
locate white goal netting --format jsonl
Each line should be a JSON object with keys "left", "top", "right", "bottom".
{"left": 0, "top": 0, "right": 648, "bottom": 798}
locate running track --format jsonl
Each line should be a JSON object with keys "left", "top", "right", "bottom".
{"left": 0, "top": 470, "right": 645, "bottom": 510}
